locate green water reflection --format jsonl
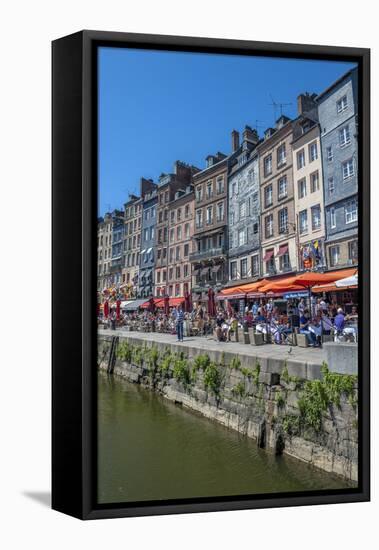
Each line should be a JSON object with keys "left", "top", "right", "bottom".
{"left": 97, "top": 371, "right": 349, "bottom": 504}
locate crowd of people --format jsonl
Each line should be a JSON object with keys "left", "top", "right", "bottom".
{"left": 99, "top": 294, "right": 358, "bottom": 347}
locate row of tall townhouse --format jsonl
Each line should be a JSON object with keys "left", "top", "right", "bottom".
{"left": 190, "top": 152, "right": 229, "bottom": 303}
{"left": 97, "top": 67, "right": 358, "bottom": 298}
{"left": 154, "top": 161, "right": 199, "bottom": 299}
{"left": 97, "top": 209, "right": 124, "bottom": 291}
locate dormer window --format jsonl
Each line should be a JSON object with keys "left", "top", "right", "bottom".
{"left": 301, "top": 121, "right": 311, "bottom": 134}
{"left": 238, "top": 153, "right": 247, "bottom": 166}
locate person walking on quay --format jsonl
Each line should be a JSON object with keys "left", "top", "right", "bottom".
{"left": 110, "top": 309, "right": 117, "bottom": 331}
{"left": 176, "top": 304, "right": 184, "bottom": 342}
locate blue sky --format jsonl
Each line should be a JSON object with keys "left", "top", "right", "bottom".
{"left": 98, "top": 47, "right": 356, "bottom": 215}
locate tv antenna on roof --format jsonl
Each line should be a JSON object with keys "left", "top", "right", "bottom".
{"left": 253, "top": 119, "right": 268, "bottom": 131}
{"left": 106, "top": 203, "right": 112, "bottom": 213}
{"left": 269, "top": 94, "right": 292, "bottom": 121}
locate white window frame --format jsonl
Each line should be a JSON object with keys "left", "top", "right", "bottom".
{"left": 277, "top": 144, "right": 286, "bottom": 166}
{"left": 342, "top": 158, "right": 355, "bottom": 180}
{"left": 217, "top": 201, "right": 224, "bottom": 222}
{"left": 310, "top": 171, "right": 319, "bottom": 193}
{"left": 264, "top": 154, "right": 272, "bottom": 176}
{"left": 196, "top": 209, "right": 203, "bottom": 228}
{"left": 329, "top": 245, "right": 340, "bottom": 267}
{"left": 311, "top": 204, "right": 321, "bottom": 230}
{"left": 299, "top": 210, "right": 308, "bottom": 234}
{"left": 240, "top": 258, "right": 248, "bottom": 278}
{"left": 278, "top": 208, "right": 288, "bottom": 234}
{"left": 298, "top": 178, "right": 306, "bottom": 199}
{"left": 196, "top": 185, "right": 203, "bottom": 202}
{"left": 337, "top": 95, "right": 348, "bottom": 113}
{"left": 251, "top": 255, "right": 259, "bottom": 276}
{"left": 216, "top": 175, "right": 224, "bottom": 194}
{"left": 238, "top": 228, "right": 247, "bottom": 246}
{"left": 206, "top": 205, "right": 213, "bottom": 224}
{"left": 265, "top": 184, "right": 273, "bottom": 207}
{"left": 265, "top": 214, "right": 273, "bottom": 238}
{"left": 345, "top": 199, "right": 358, "bottom": 224}
{"left": 278, "top": 176, "right": 287, "bottom": 199}
{"left": 330, "top": 207, "right": 336, "bottom": 229}
{"left": 309, "top": 142, "right": 318, "bottom": 162}
{"left": 297, "top": 149, "right": 305, "bottom": 169}
{"left": 339, "top": 125, "right": 351, "bottom": 147}
{"left": 206, "top": 180, "right": 213, "bottom": 199}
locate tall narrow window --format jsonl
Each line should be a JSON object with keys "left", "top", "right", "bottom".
{"left": 277, "top": 143, "right": 286, "bottom": 166}
{"left": 329, "top": 245, "right": 340, "bottom": 267}
{"left": 240, "top": 258, "right": 248, "bottom": 278}
{"left": 278, "top": 208, "right": 288, "bottom": 234}
{"left": 336, "top": 95, "right": 348, "bottom": 113}
{"left": 265, "top": 214, "right": 273, "bottom": 238}
{"left": 299, "top": 210, "right": 308, "bottom": 234}
{"left": 264, "top": 185, "right": 273, "bottom": 207}
{"left": 206, "top": 206, "right": 213, "bottom": 224}
{"left": 345, "top": 199, "right": 358, "bottom": 224}
{"left": 216, "top": 175, "right": 224, "bottom": 194}
{"left": 297, "top": 149, "right": 305, "bottom": 169}
{"left": 298, "top": 178, "right": 307, "bottom": 199}
{"left": 230, "top": 261, "right": 237, "bottom": 280}
{"left": 278, "top": 176, "right": 287, "bottom": 199}
{"left": 339, "top": 125, "right": 351, "bottom": 147}
{"left": 217, "top": 202, "right": 224, "bottom": 221}
{"left": 311, "top": 205, "right": 321, "bottom": 230}
{"left": 251, "top": 255, "right": 259, "bottom": 276}
{"left": 308, "top": 142, "right": 318, "bottom": 162}
{"left": 310, "top": 171, "right": 320, "bottom": 193}
{"left": 264, "top": 154, "right": 272, "bottom": 176}
{"left": 342, "top": 158, "right": 354, "bottom": 179}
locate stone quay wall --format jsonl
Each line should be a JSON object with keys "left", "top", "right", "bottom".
{"left": 98, "top": 333, "right": 358, "bottom": 482}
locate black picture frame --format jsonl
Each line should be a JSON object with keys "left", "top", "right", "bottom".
{"left": 52, "top": 30, "right": 370, "bottom": 520}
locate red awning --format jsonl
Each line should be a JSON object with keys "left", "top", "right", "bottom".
{"left": 169, "top": 297, "right": 185, "bottom": 307}
{"left": 262, "top": 250, "right": 274, "bottom": 262}
{"left": 276, "top": 244, "right": 288, "bottom": 257}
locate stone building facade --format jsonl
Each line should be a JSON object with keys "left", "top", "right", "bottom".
{"left": 292, "top": 94, "right": 326, "bottom": 271}
{"left": 190, "top": 152, "right": 228, "bottom": 303}
{"left": 97, "top": 213, "right": 113, "bottom": 291}
{"left": 108, "top": 210, "right": 124, "bottom": 287}
{"left": 259, "top": 116, "right": 297, "bottom": 277}
{"left": 227, "top": 127, "right": 261, "bottom": 284}
{"left": 122, "top": 195, "right": 142, "bottom": 298}
{"left": 155, "top": 161, "right": 199, "bottom": 297}
{"left": 164, "top": 186, "right": 194, "bottom": 298}
{"left": 139, "top": 185, "right": 158, "bottom": 298}
{"left": 317, "top": 68, "right": 358, "bottom": 270}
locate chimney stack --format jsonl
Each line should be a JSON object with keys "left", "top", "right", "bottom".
{"left": 140, "top": 177, "right": 156, "bottom": 197}
{"left": 242, "top": 125, "right": 259, "bottom": 144}
{"left": 231, "top": 129, "right": 240, "bottom": 152}
{"left": 297, "top": 92, "right": 317, "bottom": 115}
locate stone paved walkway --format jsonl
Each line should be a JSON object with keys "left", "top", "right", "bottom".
{"left": 98, "top": 328, "right": 326, "bottom": 366}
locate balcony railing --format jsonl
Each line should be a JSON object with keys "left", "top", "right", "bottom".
{"left": 189, "top": 246, "right": 226, "bottom": 261}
